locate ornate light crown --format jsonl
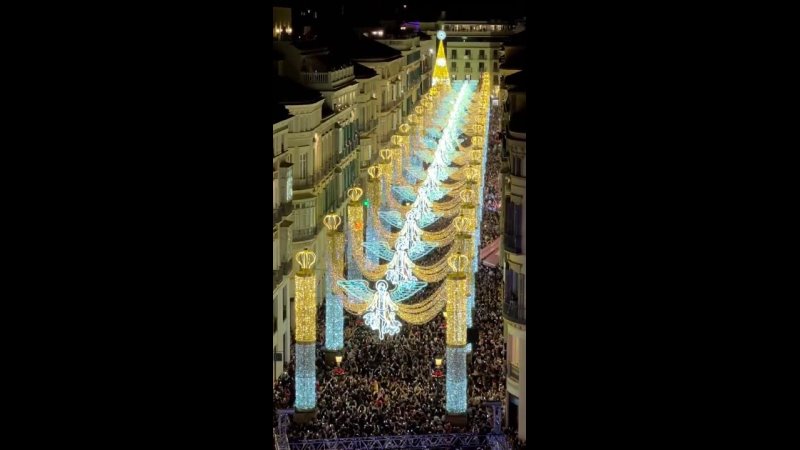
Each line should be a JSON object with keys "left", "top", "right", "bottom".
{"left": 447, "top": 253, "right": 469, "bottom": 273}
{"left": 459, "top": 189, "right": 475, "bottom": 204}
{"left": 323, "top": 213, "right": 342, "bottom": 231}
{"left": 367, "top": 165, "right": 381, "bottom": 179}
{"left": 296, "top": 248, "right": 317, "bottom": 269}
{"left": 347, "top": 187, "right": 363, "bottom": 202}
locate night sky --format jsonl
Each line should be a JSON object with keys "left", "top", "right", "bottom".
{"left": 275, "top": 0, "right": 525, "bottom": 28}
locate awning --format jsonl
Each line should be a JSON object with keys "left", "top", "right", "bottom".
{"left": 480, "top": 237, "right": 501, "bottom": 268}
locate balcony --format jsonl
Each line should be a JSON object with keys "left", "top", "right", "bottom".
{"left": 282, "top": 260, "right": 293, "bottom": 276}
{"left": 509, "top": 364, "right": 519, "bottom": 381}
{"left": 294, "top": 225, "right": 319, "bottom": 242}
{"left": 504, "top": 233, "right": 523, "bottom": 254}
{"left": 300, "top": 66, "right": 355, "bottom": 90}
{"left": 294, "top": 174, "right": 323, "bottom": 190}
{"left": 359, "top": 119, "right": 378, "bottom": 133}
{"left": 381, "top": 98, "right": 402, "bottom": 113}
{"left": 280, "top": 202, "right": 293, "bottom": 217}
{"left": 503, "top": 298, "right": 526, "bottom": 325}
{"left": 272, "top": 269, "right": 282, "bottom": 291}
{"left": 273, "top": 208, "right": 281, "bottom": 225}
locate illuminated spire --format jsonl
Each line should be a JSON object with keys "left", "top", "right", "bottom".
{"left": 432, "top": 31, "right": 450, "bottom": 86}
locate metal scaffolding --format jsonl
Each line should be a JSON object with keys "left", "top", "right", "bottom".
{"left": 287, "top": 433, "right": 503, "bottom": 450}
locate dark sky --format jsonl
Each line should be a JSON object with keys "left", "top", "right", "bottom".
{"left": 274, "top": 0, "right": 524, "bottom": 26}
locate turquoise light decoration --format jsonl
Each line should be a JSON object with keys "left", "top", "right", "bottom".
{"left": 445, "top": 346, "right": 467, "bottom": 414}
{"left": 294, "top": 343, "right": 316, "bottom": 411}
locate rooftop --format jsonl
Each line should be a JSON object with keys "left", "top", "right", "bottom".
{"left": 353, "top": 63, "right": 379, "bottom": 79}
{"left": 315, "top": 31, "right": 403, "bottom": 62}
{"left": 302, "top": 53, "right": 353, "bottom": 72}
{"left": 275, "top": 76, "right": 324, "bottom": 105}
{"left": 273, "top": 102, "right": 291, "bottom": 125}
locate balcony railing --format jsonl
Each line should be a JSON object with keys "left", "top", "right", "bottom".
{"left": 294, "top": 225, "right": 319, "bottom": 242}
{"left": 300, "top": 67, "right": 354, "bottom": 86}
{"left": 381, "top": 98, "right": 402, "bottom": 112}
{"left": 272, "top": 270, "right": 282, "bottom": 291}
{"left": 504, "top": 233, "right": 522, "bottom": 254}
{"left": 294, "top": 174, "right": 323, "bottom": 190}
{"left": 281, "top": 202, "right": 293, "bottom": 217}
{"left": 503, "top": 299, "right": 526, "bottom": 324}
{"left": 359, "top": 119, "right": 378, "bottom": 133}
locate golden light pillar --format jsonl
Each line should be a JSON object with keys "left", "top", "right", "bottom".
{"left": 294, "top": 248, "right": 318, "bottom": 418}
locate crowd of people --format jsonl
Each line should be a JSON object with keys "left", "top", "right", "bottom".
{"left": 273, "top": 101, "right": 525, "bottom": 448}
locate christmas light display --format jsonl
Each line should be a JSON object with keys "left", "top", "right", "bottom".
{"left": 446, "top": 346, "right": 468, "bottom": 414}
{"left": 295, "top": 249, "right": 317, "bottom": 343}
{"left": 337, "top": 279, "right": 427, "bottom": 340}
{"left": 324, "top": 213, "right": 345, "bottom": 351}
{"left": 445, "top": 254, "right": 469, "bottom": 346}
{"left": 445, "top": 253, "right": 469, "bottom": 415}
{"left": 346, "top": 187, "right": 364, "bottom": 281}
{"left": 365, "top": 167, "right": 381, "bottom": 270}
{"left": 294, "top": 248, "right": 318, "bottom": 412}
{"left": 295, "top": 342, "right": 316, "bottom": 411}
{"left": 308, "top": 77, "right": 493, "bottom": 416}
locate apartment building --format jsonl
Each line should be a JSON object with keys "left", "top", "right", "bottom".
{"left": 420, "top": 20, "right": 518, "bottom": 87}
{"left": 499, "top": 33, "right": 527, "bottom": 443}
{"left": 273, "top": 102, "right": 295, "bottom": 383}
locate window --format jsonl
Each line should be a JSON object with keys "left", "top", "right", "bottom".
{"left": 299, "top": 153, "right": 308, "bottom": 179}
{"left": 464, "top": 49, "right": 471, "bottom": 59}
{"left": 273, "top": 179, "right": 280, "bottom": 209}
{"left": 451, "top": 61, "right": 457, "bottom": 72}
{"left": 465, "top": 62, "right": 470, "bottom": 69}
{"left": 451, "top": 49, "right": 457, "bottom": 60}
{"left": 479, "top": 62, "right": 485, "bottom": 72}
{"left": 504, "top": 198, "right": 523, "bottom": 253}
{"left": 511, "top": 155, "right": 525, "bottom": 177}
{"left": 494, "top": 62, "right": 498, "bottom": 71}
{"left": 479, "top": 50, "right": 485, "bottom": 60}
{"left": 493, "top": 50, "right": 499, "bottom": 59}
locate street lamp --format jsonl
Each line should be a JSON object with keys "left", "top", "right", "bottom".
{"left": 335, "top": 355, "right": 343, "bottom": 367}
{"left": 435, "top": 358, "right": 443, "bottom": 368}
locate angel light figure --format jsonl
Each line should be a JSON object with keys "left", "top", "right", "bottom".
{"left": 337, "top": 279, "right": 427, "bottom": 340}
{"left": 386, "top": 234, "right": 417, "bottom": 285}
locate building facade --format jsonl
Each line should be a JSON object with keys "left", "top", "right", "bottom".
{"left": 420, "top": 21, "right": 518, "bottom": 87}
{"left": 499, "top": 32, "right": 527, "bottom": 443}
{"left": 273, "top": 103, "right": 295, "bottom": 383}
